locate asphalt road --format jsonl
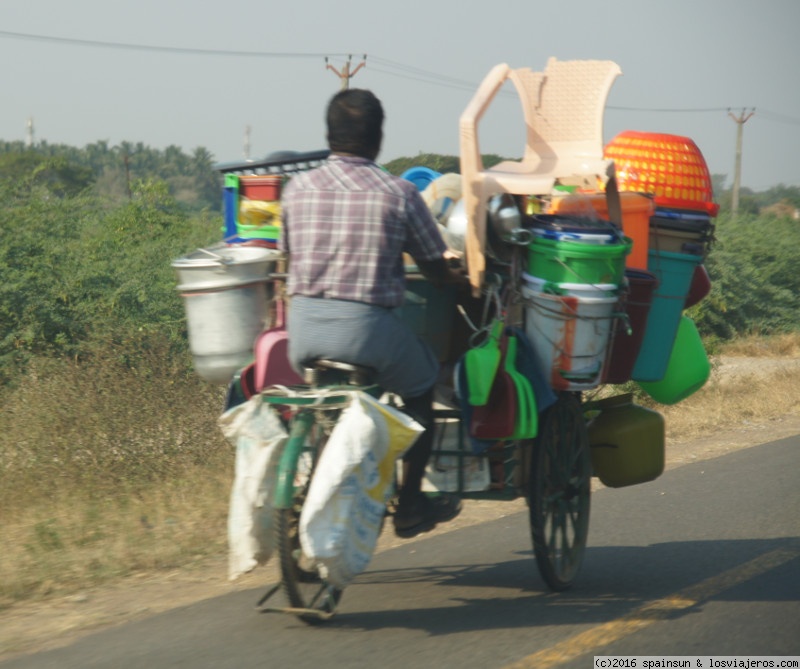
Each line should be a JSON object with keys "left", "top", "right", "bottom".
{"left": 3, "top": 434, "right": 798, "bottom": 669}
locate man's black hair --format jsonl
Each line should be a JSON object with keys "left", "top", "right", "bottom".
{"left": 326, "top": 89, "right": 384, "bottom": 159}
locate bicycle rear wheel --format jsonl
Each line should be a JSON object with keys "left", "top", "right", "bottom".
{"left": 528, "top": 392, "right": 591, "bottom": 591}
{"left": 275, "top": 409, "right": 343, "bottom": 623}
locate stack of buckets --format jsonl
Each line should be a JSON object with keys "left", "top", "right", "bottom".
{"left": 223, "top": 174, "right": 284, "bottom": 247}
{"left": 603, "top": 130, "right": 718, "bottom": 404}
{"left": 632, "top": 206, "right": 714, "bottom": 403}
{"left": 522, "top": 214, "right": 632, "bottom": 391}
{"left": 171, "top": 245, "right": 282, "bottom": 385}
{"left": 547, "top": 191, "right": 659, "bottom": 386}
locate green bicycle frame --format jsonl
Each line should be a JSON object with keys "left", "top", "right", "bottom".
{"left": 273, "top": 409, "right": 315, "bottom": 510}
{"left": 263, "top": 387, "right": 359, "bottom": 510}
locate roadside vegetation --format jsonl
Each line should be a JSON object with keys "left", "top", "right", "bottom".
{"left": 1, "top": 143, "right": 799, "bottom": 609}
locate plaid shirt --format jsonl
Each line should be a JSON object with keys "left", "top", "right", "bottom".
{"left": 280, "top": 155, "right": 447, "bottom": 307}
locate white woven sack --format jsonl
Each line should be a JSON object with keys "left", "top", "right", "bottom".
{"left": 299, "top": 391, "right": 423, "bottom": 588}
{"left": 219, "top": 396, "right": 287, "bottom": 580}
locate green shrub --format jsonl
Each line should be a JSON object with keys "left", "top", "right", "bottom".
{"left": 0, "top": 177, "right": 219, "bottom": 383}
{"left": 693, "top": 212, "right": 800, "bottom": 338}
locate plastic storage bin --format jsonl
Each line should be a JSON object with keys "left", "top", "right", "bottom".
{"left": 238, "top": 175, "right": 282, "bottom": 201}
{"left": 649, "top": 210, "right": 714, "bottom": 257}
{"left": 549, "top": 192, "right": 655, "bottom": 270}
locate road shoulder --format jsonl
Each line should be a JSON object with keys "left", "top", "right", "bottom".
{"left": 2, "top": 412, "right": 800, "bottom": 662}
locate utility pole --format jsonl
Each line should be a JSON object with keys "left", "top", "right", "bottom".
{"left": 325, "top": 54, "right": 366, "bottom": 90}
{"left": 25, "top": 116, "right": 34, "bottom": 147}
{"left": 728, "top": 108, "right": 755, "bottom": 217}
{"left": 244, "top": 124, "right": 252, "bottom": 162}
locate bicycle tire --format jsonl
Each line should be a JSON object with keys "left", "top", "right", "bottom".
{"left": 275, "top": 409, "right": 343, "bottom": 623}
{"left": 528, "top": 392, "right": 591, "bottom": 591}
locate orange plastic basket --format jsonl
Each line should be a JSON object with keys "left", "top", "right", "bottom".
{"left": 604, "top": 131, "right": 719, "bottom": 217}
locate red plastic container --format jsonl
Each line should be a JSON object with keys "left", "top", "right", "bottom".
{"left": 238, "top": 175, "right": 282, "bottom": 201}
{"left": 684, "top": 264, "right": 711, "bottom": 308}
{"left": 603, "top": 269, "right": 658, "bottom": 384}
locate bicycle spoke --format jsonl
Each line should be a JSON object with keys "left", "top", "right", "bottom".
{"left": 529, "top": 393, "right": 591, "bottom": 591}
{"left": 276, "top": 410, "right": 343, "bottom": 623}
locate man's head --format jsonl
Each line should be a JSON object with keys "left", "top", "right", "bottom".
{"left": 326, "top": 89, "right": 384, "bottom": 160}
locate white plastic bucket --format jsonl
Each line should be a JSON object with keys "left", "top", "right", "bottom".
{"left": 523, "top": 284, "right": 618, "bottom": 391}
{"left": 522, "top": 272, "right": 619, "bottom": 299}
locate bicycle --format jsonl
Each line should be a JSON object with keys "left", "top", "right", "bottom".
{"left": 248, "top": 359, "right": 384, "bottom": 623}
{"left": 236, "top": 345, "right": 591, "bottom": 624}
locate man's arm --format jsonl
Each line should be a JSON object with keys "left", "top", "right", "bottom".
{"left": 416, "top": 257, "right": 469, "bottom": 289}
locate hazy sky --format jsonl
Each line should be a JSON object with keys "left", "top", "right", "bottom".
{"left": 3, "top": 0, "right": 798, "bottom": 191}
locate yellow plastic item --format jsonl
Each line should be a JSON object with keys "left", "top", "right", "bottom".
{"left": 459, "top": 57, "right": 622, "bottom": 295}
{"left": 587, "top": 393, "right": 665, "bottom": 488}
{"left": 239, "top": 199, "right": 282, "bottom": 227}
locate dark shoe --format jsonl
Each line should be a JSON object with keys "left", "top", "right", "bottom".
{"left": 393, "top": 492, "right": 462, "bottom": 538}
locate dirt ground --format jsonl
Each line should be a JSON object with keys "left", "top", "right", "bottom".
{"left": 2, "top": 356, "right": 799, "bottom": 661}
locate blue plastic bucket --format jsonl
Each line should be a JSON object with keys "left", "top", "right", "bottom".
{"left": 631, "top": 249, "right": 703, "bottom": 382}
{"left": 401, "top": 166, "right": 442, "bottom": 192}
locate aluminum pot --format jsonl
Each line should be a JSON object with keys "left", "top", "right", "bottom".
{"left": 172, "top": 245, "right": 282, "bottom": 291}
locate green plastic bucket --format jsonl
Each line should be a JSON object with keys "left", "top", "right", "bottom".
{"left": 637, "top": 316, "right": 710, "bottom": 404}
{"left": 631, "top": 249, "right": 703, "bottom": 382}
{"left": 527, "top": 236, "right": 631, "bottom": 285}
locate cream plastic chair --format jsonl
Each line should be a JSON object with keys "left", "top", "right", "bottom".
{"left": 459, "top": 57, "right": 622, "bottom": 293}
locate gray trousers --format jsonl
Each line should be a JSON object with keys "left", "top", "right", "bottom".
{"left": 286, "top": 295, "right": 439, "bottom": 399}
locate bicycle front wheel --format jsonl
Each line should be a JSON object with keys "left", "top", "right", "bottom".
{"left": 528, "top": 392, "right": 591, "bottom": 591}
{"left": 275, "top": 409, "right": 343, "bottom": 623}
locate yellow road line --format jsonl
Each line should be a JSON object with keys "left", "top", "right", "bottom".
{"left": 503, "top": 547, "right": 800, "bottom": 669}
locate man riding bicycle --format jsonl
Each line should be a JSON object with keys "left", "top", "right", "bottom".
{"left": 279, "top": 88, "right": 467, "bottom": 538}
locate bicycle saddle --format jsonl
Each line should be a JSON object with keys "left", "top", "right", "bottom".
{"left": 305, "top": 359, "right": 377, "bottom": 387}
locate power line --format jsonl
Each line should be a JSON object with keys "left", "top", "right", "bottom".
{"left": 758, "top": 109, "right": 800, "bottom": 126}
{"left": 0, "top": 29, "right": 347, "bottom": 58}
{"left": 607, "top": 105, "right": 730, "bottom": 112}
{"left": 2, "top": 29, "right": 778, "bottom": 118}
{"left": 368, "top": 56, "right": 480, "bottom": 90}
{"left": 366, "top": 64, "right": 483, "bottom": 94}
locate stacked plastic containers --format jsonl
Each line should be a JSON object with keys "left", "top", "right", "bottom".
{"left": 547, "top": 191, "right": 658, "bottom": 385}
{"left": 522, "top": 214, "right": 631, "bottom": 391}
{"left": 223, "top": 174, "right": 283, "bottom": 248}
{"left": 604, "top": 130, "right": 717, "bottom": 403}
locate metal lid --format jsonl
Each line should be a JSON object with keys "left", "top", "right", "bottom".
{"left": 171, "top": 245, "right": 281, "bottom": 269}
